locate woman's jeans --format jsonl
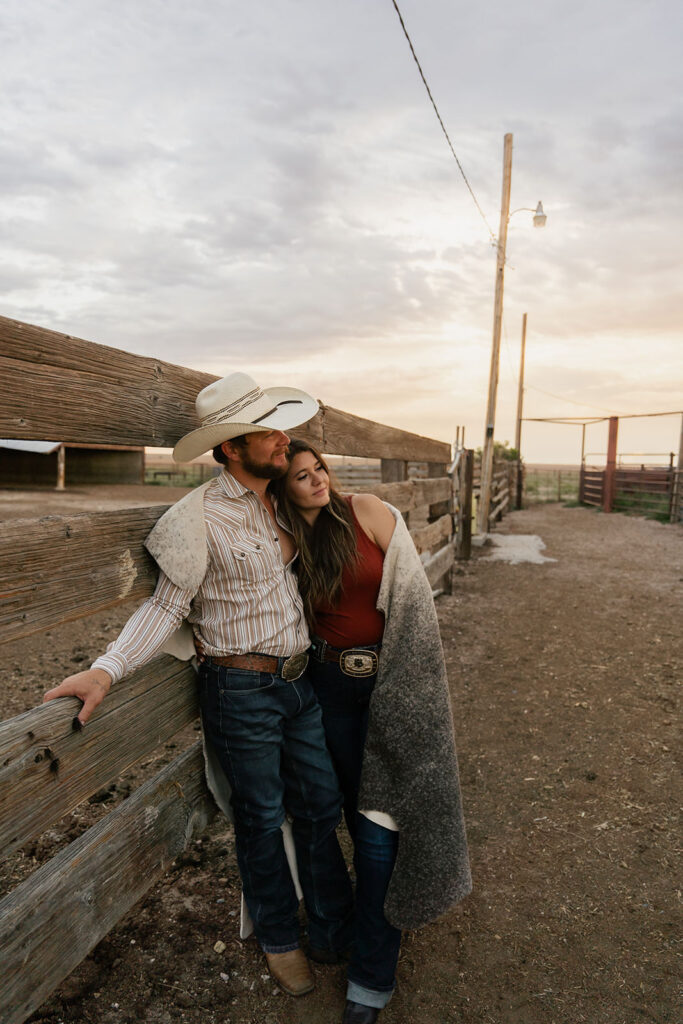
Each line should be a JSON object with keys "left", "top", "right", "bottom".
{"left": 309, "top": 658, "right": 401, "bottom": 1009}
{"left": 198, "top": 662, "right": 354, "bottom": 954}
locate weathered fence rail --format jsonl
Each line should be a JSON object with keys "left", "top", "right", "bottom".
{"left": 472, "top": 459, "right": 515, "bottom": 532}
{"left": 0, "top": 315, "right": 472, "bottom": 1024}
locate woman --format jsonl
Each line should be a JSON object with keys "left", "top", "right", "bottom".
{"left": 272, "top": 440, "right": 471, "bottom": 1024}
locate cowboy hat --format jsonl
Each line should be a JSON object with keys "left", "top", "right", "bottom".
{"left": 173, "top": 372, "right": 319, "bottom": 463}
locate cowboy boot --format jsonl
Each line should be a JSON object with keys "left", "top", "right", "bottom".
{"left": 265, "top": 948, "right": 314, "bottom": 996}
{"left": 341, "top": 999, "right": 380, "bottom": 1023}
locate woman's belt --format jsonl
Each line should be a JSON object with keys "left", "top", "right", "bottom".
{"left": 309, "top": 635, "right": 381, "bottom": 677}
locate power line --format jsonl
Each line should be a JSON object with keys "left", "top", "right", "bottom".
{"left": 389, "top": 0, "right": 497, "bottom": 244}
{"left": 523, "top": 409, "right": 682, "bottom": 422}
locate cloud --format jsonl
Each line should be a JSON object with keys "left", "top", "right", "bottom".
{"left": 1, "top": 0, "right": 681, "bottom": 465}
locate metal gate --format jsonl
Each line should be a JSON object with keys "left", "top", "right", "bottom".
{"left": 579, "top": 465, "right": 604, "bottom": 508}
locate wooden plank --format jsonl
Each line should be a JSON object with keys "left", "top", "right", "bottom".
{"left": 0, "top": 507, "right": 166, "bottom": 645}
{"left": 491, "top": 491, "right": 510, "bottom": 522}
{"left": 279, "top": 414, "right": 325, "bottom": 449}
{"left": 369, "top": 477, "right": 451, "bottom": 514}
{"left": 410, "top": 514, "right": 452, "bottom": 554}
{"left": 0, "top": 316, "right": 325, "bottom": 451}
{"left": 321, "top": 405, "right": 451, "bottom": 462}
{"left": 1, "top": 317, "right": 449, "bottom": 460}
{"left": 0, "top": 316, "right": 215, "bottom": 447}
{"left": 0, "top": 742, "right": 216, "bottom": 1024}
{"left": 409, "top": 477, "right": 451, "bottom": 508}
{"left": 0, "top": 656, "right": 198, "bottom": 859}
{"left": 423, "top": 542, "right": 455, "bottom": 589}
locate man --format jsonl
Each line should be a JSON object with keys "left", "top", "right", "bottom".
{"left": 44, "top": 372, "right": 354, "bottom": 997}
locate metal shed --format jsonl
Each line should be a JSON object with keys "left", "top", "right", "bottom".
{"left": 0, "top": 440, "right": 145, "bottom": 490}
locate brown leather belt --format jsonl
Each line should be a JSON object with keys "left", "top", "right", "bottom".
{"left": 198, "top": 649, "right": 309, "bottom": 682}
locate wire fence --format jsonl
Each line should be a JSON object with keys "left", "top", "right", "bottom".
{"left": 523, "top": 467, "right": 580, "bottom": 505}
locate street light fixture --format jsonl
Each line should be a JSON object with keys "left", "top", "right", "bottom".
{"left": 509, "top": 201, "right": 547, "bottom": 226}
{"left": 533, "top": 201, "right": 547, "bottom": 227}
{"left": 476, "top": 134, "right": 547, "bottom": 536}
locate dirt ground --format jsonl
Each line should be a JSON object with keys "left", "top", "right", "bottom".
{"left": 1, "top": 488, "right": 680, "bottom": 1024}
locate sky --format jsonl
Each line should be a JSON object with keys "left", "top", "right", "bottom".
{"left": 1, "top": 0, "right": 682, "bottom": 464}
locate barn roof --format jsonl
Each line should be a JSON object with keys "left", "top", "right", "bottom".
{"left": 0, "top": 439, "right": 62, "bottom": 454}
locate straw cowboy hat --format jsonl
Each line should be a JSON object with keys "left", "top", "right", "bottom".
{"left": 173, "top": 372, "right": 319, "bottom": 463}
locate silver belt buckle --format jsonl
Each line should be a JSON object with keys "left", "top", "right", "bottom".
{"left": 339, "top": 649, "right": 378, "bottom": 677}
{"left": 281, "top": 652, "right": 309, "bottom": 681}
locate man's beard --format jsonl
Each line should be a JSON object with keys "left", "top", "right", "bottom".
{"left": 239, "top": 452, "right": 288, "bottom": 480}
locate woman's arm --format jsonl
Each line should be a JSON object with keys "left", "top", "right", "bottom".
{"left": 349, "top": 493, "right": 396, "bottom": 553}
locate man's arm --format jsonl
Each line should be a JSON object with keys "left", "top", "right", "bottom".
{"left": 43, "top": 571, "right": 194, "bottom": 725}
{"left": 43, "top": 666, "right": 114, "bottom": 725}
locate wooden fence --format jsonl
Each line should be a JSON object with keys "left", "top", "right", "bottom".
{"left": 473, "top": 459, "right": 516, "bottom": 531}
{"left": 0, "top": 315, "right": 472, "bottom": 1024}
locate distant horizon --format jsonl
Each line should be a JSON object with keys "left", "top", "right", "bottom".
{"left": 145, "top": 448, "right": 678, "bottom": 470}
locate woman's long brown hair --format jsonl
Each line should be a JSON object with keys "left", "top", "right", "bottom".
{"left": 271, "top": 439, "right": 357, "bottom": 625}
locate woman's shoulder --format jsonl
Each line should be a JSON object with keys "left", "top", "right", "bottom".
{"left": 348, "top": 493, "right": 396, "bottom": 552}
{"left": 348, "top": 491, "right": 384, "bottom": 512}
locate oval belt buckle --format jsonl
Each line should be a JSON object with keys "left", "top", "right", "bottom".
{"left": 281, "top": 652, "right": 309, "bottom": 681}
{"left": 339, "top": 649, "right": 379, "bottom": 677}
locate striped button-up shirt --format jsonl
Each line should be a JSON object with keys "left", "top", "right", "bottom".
{"left": 92, "top": 470, "right": 310, "bottom": 684}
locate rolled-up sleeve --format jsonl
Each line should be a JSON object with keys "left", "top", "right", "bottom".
{"left": 91, "top": 571, "right": 194, "bottom": 684}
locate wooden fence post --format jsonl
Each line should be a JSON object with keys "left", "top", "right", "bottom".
{"left": 670, "top": 413, "right": 683, "bottom": 523}
{"left": 515, "top": 459, "right": 523, "bottom": 509}
{"left": 381, "top": 459, "right": 407, "bottom": 483}
{"left": 382, "top": 459, "right": 408, "bottom": 525}
{"left": 603, "top": 417, "right": 619, "bottom": 513}
{"left": 56, "top": 445, "right": 65, "bottom": 491}
{"left": 456, "top": 449, "right": 473, "bottom": 560}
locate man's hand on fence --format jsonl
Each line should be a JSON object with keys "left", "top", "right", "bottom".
{"left": 43, "top": 668, "right": 113, "bottom": 725}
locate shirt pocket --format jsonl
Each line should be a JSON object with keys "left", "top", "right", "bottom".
{"left": 230, "top": 540, "right": 272, "bottom": 582}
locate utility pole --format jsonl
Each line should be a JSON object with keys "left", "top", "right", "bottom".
{"left": 670, "top": 412, "right": 683, "bottom": 522}
{"left": 514, "top": 312, "right": 527, "bottom": 509}
{"left": 477, "top": 133, "right": 513, "bottom": 535}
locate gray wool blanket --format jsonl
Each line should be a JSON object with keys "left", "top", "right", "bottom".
{"left": 363, "top": 507, "right": 472, "bottom": 930}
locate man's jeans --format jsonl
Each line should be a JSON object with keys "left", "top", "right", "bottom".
{"left": 198, "top": 662, "right": 354, "bottom": 954}
{"left": 309, "top": 658, "right": 401, "bottom": 1008}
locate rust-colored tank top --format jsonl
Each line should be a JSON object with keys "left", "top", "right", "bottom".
{"left": 313, "top": 497, "right": 385, "bottom": 647}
